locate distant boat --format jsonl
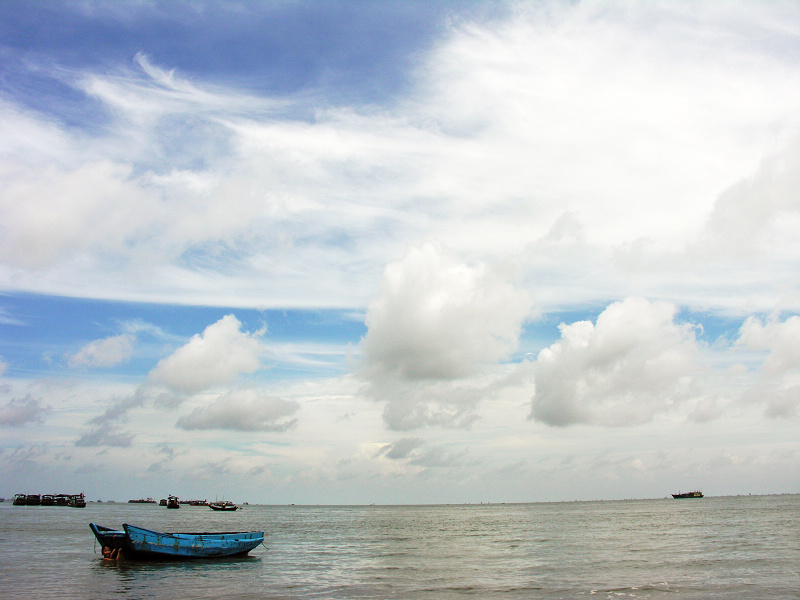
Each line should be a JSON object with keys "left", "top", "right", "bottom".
{"left": 128, "top": 497, "right": 157, "bottom": 504}
{"left": 209, "top": 501, "right": 238, "bottom": 511}
{"left": 41, "top": 494, "right": 56, "bottom": 506}
{"left": 89, "top": 523, "right": 264, "bottom": 560}
{"left": 26, "top": 494, "right": 41, "bottom": 506}
{"left": 166, "top": 495, "right": 180, "bottom": 509}
{"left": 68, "top": 493, "right": 86, "bottom": 507}
{"left": 672, "top": 490, "right": 704, "bottom": 499}
{"left": 12, "top": 494, "right": 27, "bottom": 506}
{"left": 159, "top": 498, "right": 167, "bottom": 506}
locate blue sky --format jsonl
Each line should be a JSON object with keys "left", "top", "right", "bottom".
{"left": 1, "top": 0, "right": 800, "bottom": 504}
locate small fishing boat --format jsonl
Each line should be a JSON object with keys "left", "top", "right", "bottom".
{"left": 209, "top": 500, "right": 238, "bottom": 511}
{"left": 89, "top": 523, "right": 264, "bottom": 560}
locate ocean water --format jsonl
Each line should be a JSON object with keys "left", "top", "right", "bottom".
{"left": 0, "top": 495, "right": 797, "bottom": 599}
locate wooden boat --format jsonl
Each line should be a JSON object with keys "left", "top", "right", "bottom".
{"left": 209, "top": 501, "right": 238, "bottom": 511}
{"left": 166, "top": 495, "right": 180, "bottom": 509}
{"left": 40, "top": 494, "right": 56, "bottom": 506}
{"left": 672, "top": 490, "right": 703, "bottom": 499}
{"left": 89, "top": 523, "right": 264, "bottom": 559}
{"left": 26, "top": 494, "right": 41, "bottom": 505}
{"left": 12, "top": 493, "right": 27, "bottom": 506}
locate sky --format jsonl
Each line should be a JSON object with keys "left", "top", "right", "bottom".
{"left": 1, "top": 0, "right": 799, "bottom": 505}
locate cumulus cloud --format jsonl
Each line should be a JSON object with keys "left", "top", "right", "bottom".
{"left": 363, "top": 244, "right": 532, "bottom": 380}
{"left": 67, "top": 334, "right": 134, "bottom": 368}
{"left": 149, "top": 314, "right": 263, "bottom": 394}
{"left": 361, "top": 244, "right": 532, "bottom": 429}
{"left": 0, "top": 395, "right": 48, "bottom": 426}
{"left": 531, "top": 297, "right": 706, "bottom": 427}
{"left": 176, "top": 388, "right": 299, "bottom": 432}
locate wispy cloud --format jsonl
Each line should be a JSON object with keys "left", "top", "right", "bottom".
{"left": 67, "top": 334, "right": 134, "bottom": 369}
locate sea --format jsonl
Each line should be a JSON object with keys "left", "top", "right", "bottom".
{"left": 0, "top": 495, "right": 797, "bottom": 599}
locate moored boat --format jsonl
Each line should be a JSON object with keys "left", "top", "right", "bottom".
{"left": 40, "top": 494, "right": 56, "bottom": 506}
{"left": 26, "top": 494, "right": 41, "bottom": 505}
{"left": 89, "top": 523, "right": 264, "bottom": 560}
{"left": 68, "top": 493, "right": 86, "bottom": 507}
{"left": 166, "top": 495, "right": 180, "bottom": 509}
{"left": 128, "top": 497, "right": 157, "bottom": 504}
{"left": 209, "top": 500, "right": 238, "bottom": 511}
{"left": 12, "top": 493, "right": 27, "bottom": 506}
{"left": 672, "top": 490, "right": 704, "bottom": 499}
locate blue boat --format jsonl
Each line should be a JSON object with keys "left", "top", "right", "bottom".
{"left": 89, "top": 523, "right": 264, "bottom": 559}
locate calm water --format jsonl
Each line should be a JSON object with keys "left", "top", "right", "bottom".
{"left": 0, "top": 495, "right": 797, "bottom": 599}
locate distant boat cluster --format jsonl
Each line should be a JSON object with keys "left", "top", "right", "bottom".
{"left": 12, "top": 492, "right": 86, "bottom": 507}
{"left": 127, "top": 495, "right": 240, "bottom": 511}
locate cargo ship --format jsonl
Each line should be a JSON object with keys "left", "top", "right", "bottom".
{"left": 672, "top": 490, "right": 703, "bottom": 499}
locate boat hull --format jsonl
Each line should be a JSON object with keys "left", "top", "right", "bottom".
{"left": 90, "top": 523, "right": 264, "bottom": 559}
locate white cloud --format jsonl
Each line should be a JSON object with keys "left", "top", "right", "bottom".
{"left": 360, "top": 244, "right": 532, "bottom": 430}
{"left": 176, "top": 388, "right": 299, "bottom": 432}
{"left": 148, "top": 315, "right": 263, "bottom": 394}
{"left": 67, "top": 334, "right": 134, "bottom": 369}
{"left": 736, "top": 315, "right": 800, "bottom": 418}
{"left": 531, "top": 297, "right": 706, "bottom": 427}
{"left": 362, "top": 244, "right": 531, "bottom": 381}
{"left": 737, "top": 315, "right": 800, "bottom": 376}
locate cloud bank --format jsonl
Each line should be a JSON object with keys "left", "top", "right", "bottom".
{"left": 176, "top": 389, "right": 299, "bottom": 432}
